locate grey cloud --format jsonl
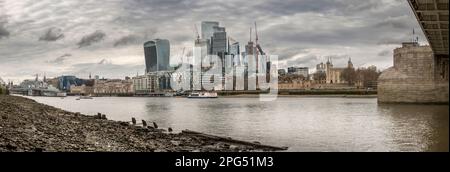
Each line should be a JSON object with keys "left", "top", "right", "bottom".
{"left": 39, "top": 27, "right": 64, "bottom": 41}
{"left": 286, "top": 55, "right": 319, "bottom": 67}
{"left": 113, "top": 29, "right": 157, "bottom": 47}
{"left": 46, "top": 53, "right": 71, "bottom": 64}
{"left": 325, "top": 54, "right": 350, "bottom": 61}
{"left": 0, "top": 25, "right": 8, "bottom": 39}
{"left": 77, "top": 30, "right": 106, "bottom": 48}
{"left": 256, "top": 0, "right": 383, "bottom": 16}
{"left": 60, "top": 53, "right": 72, "bottom": 58}
{"left": 0, "top": 14, "right": 9, "bottom": 39}
{"left": 373, "top": 16, "right": 411, "bottom": 29}
{"left": 98, "top": 58, "right": 111, "bottom": 65}
{"left": 255, "top": 0, "right": 341, "bottom": 16}
{"left": 113, "top": 35, "right": 140, "bottom": 47}
{"left": 377, "top": 50, "right": 391, "bottom": 57}
{"left": 0, "top": 0, "right": 426, "bottom": 80}
{"left": 271, "top": 47, "right": 310, "bottom": 61}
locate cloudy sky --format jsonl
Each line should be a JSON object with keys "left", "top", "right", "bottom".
{"left": 0, "top": 0, "right": 426, "bottom": 83}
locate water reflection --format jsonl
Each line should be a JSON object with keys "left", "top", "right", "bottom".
{"left": 378, "top": 104, "right": 449, "bottom": 151}
{"left": 27, "top": 96, "right": 449, "bottom": 152}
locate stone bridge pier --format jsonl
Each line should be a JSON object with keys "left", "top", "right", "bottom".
{"left": 378, "top": 43, "right": 448, "bottom": 104}
{"left": 378, "top": 0, "right": 448, "bottom": 104}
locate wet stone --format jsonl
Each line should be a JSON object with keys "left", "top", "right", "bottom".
{"left": 0, "top": 95, "right": 275, "bottom": 152}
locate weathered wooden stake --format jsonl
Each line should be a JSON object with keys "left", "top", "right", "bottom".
{"left": 131, "top": 117, "right": 136, "bottom": 125}
{"left": 142, "top": 120, "right": 147, "bottom": 127}
{"left": 153, "top": 122, "right": 158, "bottom": 129}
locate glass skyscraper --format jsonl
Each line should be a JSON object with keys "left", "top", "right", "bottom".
{"left": 229, "top": 42, "right": 240, "bottom": 66}
{"left": 201, "top": 21, "right": 219, "bottom": 42}
{"left": 211, "top": 31, "right": 227, "bottom": 55}
{"left": 144, "top": 39, "right": 170, "bottom": 73}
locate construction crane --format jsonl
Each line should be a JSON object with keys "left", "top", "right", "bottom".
{"left": 249, "top": 27, "right": 252, "bottom": 43}
{"left": 254, "top": 22, "right": 265, "bottom": 55}
{"left": 194, "top": 24, "right": 200, "bottom": 40}
{"left": 255, "top": 22, "right": 259, "bottom": 45}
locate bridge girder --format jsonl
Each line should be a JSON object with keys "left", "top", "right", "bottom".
{"left": 408, "top": 0, "right": 449, "bottom": 56}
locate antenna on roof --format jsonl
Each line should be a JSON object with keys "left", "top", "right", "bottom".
{"left": 194, "top": 24, "right": 200, "bottom": 40}
{"left": 255, "top": 22, "right": 258, "bottom": 44}
{"left": 249, "top": 27, "right": 252, "bottom": 42}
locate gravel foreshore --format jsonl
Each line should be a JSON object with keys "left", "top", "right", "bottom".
{"left": 0, "top": 95, "right": 276, "bottom": 152}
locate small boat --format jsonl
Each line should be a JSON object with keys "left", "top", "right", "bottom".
{"left": 187, "top": 92, "right": 218, "bottom": 99}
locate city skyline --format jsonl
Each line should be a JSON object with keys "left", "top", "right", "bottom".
{"left": 0, "top": 0, "right": 426, "bottom": 83}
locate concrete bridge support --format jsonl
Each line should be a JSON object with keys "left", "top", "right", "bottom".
{"left": 378, "top": 43, "right": 449, "bottom": 104}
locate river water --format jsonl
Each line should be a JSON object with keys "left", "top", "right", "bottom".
{"left": 27, "top": 96, "right": 448, "bottom": 152}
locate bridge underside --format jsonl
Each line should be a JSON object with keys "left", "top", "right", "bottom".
{"left": 409, "top": 0, "right": 449, "bottom": 82}
{"left": 408, "top": 0, "right": 449, "bottom": 57}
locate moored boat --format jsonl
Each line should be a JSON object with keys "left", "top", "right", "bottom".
{"left": 187, "top": 92, "right": 218, "bottom": 99}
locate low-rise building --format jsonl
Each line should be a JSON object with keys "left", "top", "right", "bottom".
{"left": 132, "top": 71, "right": 172, "bottom": 95}
{"left": 278, "top": 79, "right": 313, "bottom": 90}
{"left": 94, "top": 78, "right": 134, "bottom": 95}
{"left": 287, "top": 67, "right": 309, "bottom": 78}
{"left": 70, "top": 84, "right": 94, "bottom": 95}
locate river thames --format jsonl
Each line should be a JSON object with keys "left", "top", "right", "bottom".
{"left": 27, "top": 96, "right": 448, "bottom": 152}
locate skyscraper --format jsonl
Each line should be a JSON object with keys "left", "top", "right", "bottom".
{"left": 229, "top": 42, "right": 240, "bottom": 66}
{"left": 144, "top": 39, "right": 170, "bottom": 73}
{"left": 211, "top": 31, "right": 227, "bottom": 55}
{"left": 201, "top": 21, "right": 219, "bottom": 43}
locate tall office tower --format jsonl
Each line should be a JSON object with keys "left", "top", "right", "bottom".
{"left": 228, "top": 42, "right": 240, "bottom": 90}
{"left": 245, "top": 41, "right": 255, "bottom": 56}
{"left": 193, "top": 38, "right": 209, "bottom": 90}
{"left": 245, "top": 41, "right": 257, "bottom": 73}
{"left": 201, "top": 21, "right": 219, "bottom": 54}
{"left": 229, "top": 42, "right": 240, "bottom": 66}
{"left": 211, "top": 29, "right": 228, "bottom": 90}
{"left": 211, "top": 30, "right": 227, "bottom": 55}
{"left": 144, "top": 39, "right": 170, "bottom": 73}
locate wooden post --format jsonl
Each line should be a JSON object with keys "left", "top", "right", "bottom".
{"left": 153, "top": 122, "right": 158, "bottom": 129}
{"left": 131, "top": 117, "right": 136, "bottom": 125}
{"left": 142, "top": 120, "right": 147, "bottom": 127}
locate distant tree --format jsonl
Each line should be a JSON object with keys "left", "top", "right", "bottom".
{"left": 313, "top": 72, "right": 326, "bottom": 83}
{"left": 0, "top": 85, "right": 7, "bottom": 95}
{"left": 279, "top": 74, "right": 306, "bottom": 83}
{"left": 341, "top": 67, "right": 357, "bottom": 85}
{"left": 356, "top": 67, "right": 381, "bottom": 88}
